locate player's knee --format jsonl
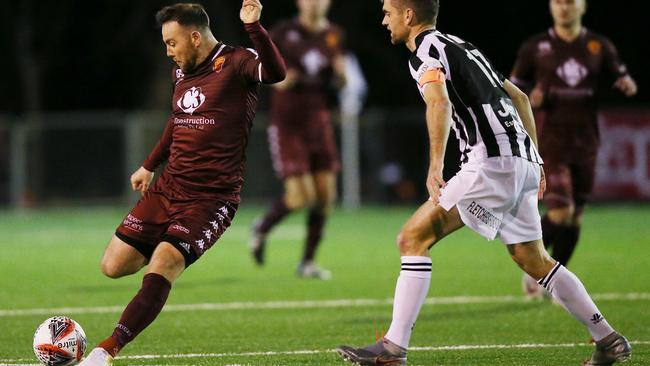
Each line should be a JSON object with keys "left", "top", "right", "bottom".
{"left": 285, "top": 191, "right": 314, "bottom": 210}
{"left": 547, "top": 206, "right": 575, "bottom": 225}
{"left": 511, "top": 250, "right": 554, "bottom": 279}
{"left": 396, "top": 227, "right": 431, "bottom": 256}
{"left": 100, "top": 258, "right": 127, "bottom": 279}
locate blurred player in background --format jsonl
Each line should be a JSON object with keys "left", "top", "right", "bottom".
{"left": 336, "top": 0, "right": 632, "bottom": 365}
{"left": 511, "top": 0, "right": 637, "bottom": 298}
{"left": 249, "top": 0, "right": 346, "bottom": 279}
{"left": 78, "top": 2, "right": 285, "bottom": 365}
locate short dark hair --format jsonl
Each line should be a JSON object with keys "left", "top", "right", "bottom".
{"left": 155, "top": 3, "right": 210, "bottom": 29}
{"left": 392, "top": 0, "right": 439, "bottom": 25}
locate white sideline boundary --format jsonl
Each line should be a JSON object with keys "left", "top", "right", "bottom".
{"left": 1, "top": 292, "right": 649, "bottom": 317}
{"left": 1, "top": 341, "right": 649, "bottom": 365}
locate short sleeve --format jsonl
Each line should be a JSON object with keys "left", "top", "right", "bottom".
{"left": 411, "top": 44, "right": 445, "bottom": 87}
{"left": 510, "top": 39, "right": 536, "bottom": 88}
{"left": 600, "top": 36, "right": 629, "bottom": 78}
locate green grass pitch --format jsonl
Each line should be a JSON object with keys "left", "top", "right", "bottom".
{"left": 0, "top": 204, "right": 649, "bottom": 365}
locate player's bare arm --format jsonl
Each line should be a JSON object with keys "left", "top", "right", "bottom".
{"left": 240, "top": 0, "right": 262, "bottom": 24}
{"left": 273, "top": 68, "right": 299, "bottom": 90}
{"left": 614, "top": 74, "right": 638, "bottom": 97}
{"left": 503, "top": 79, "right": 546, "bottom": 199}
{"left": 421, "top": 74, "right": 452, "bottom": 204}
{"left": 130, "top": 166, "right": 154, "bottom": 195}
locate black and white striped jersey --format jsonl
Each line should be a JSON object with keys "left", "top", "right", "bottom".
{"left": 409, "top": 29, "right": 543, "bottom": 165}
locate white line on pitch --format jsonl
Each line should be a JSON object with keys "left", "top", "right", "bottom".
{"left": 1, "top": 292, "right": 649, "bottom": 318}
{"left": 1, "top": 341, "right": 649, "bottom": 364}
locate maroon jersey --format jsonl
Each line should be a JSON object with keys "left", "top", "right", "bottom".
{"left": 142, "top": 22, "right": 286, "bottom": 203}
{"left": 269, "top": 19, "right": 345, "bottom": 124}
{"left": 511, "top": 27, "right": 629, "bottom": 161}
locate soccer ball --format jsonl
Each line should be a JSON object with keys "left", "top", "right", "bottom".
{"left": 33, "top": 316, "right": 87, "bottom": 366}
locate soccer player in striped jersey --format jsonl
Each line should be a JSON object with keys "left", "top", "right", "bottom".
{"left": 336, "top": 1, "right": 631, "bottom": 365}
{"left": 511, "top": 0, "right": 637, "bottom": 298}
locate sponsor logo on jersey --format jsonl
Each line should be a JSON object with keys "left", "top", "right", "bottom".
{"left": 213, "top": 56, "right": 226, "bottom": 73}
{"left": 302, "top": 48, "right": 327, "bottom": 76}
{"left": 177, "top": 86, "right": 206, "bottom": 114}
{"left": 556, "top": 58, "right": 588, "bottom": 87}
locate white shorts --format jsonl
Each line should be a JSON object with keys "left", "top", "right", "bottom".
{"left": 439, "top": 157, "right": 543, "bottom": 244}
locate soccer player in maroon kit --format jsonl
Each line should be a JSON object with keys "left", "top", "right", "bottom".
{"left": 510, "top": 0, "right": 637, "bottom": 298}
{"left": 249, "top": 0, "right": 347, "bottom": 279}
{"left": 78, "top": 2, "right": 285, "bottom": 365}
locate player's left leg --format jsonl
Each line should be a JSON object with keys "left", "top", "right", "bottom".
{"left": 508, "top": 240, "right": 631, "bottom": 364}
{"left": 337, "top": 202, "right": 464, "bottom": 365}
{"left": 297, "top": 170, "right": 336, "bottom": 279}
{"left": 80, "top": 243, "right": 185, "bottom": 366}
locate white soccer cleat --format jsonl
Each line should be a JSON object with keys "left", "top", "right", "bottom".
{"left": 522, "top": 273, "right": 545, "bottom": 300}
{"left": 297, "top": 261, "right": 332, "bottom": 280}
{"left": 78, "top": 348, "right": 113, "bottom": 366}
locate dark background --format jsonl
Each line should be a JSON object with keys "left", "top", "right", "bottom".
{"left": 1, "top": 0, "right": 647, "bottom": 115}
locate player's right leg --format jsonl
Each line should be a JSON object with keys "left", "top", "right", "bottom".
{"left": 508, "top": 240, "right": 631, "bottom": 365}
{"left": 100, "top": 235, "right": 148, "bottom": 279}
{"left": 297, "top": 170, "right": 336, "bottom": 279}
{"left": 337, "top": 202, "right": 464, "bottom": 365}
{"left": 250, "top": 174, "right": 316, "bottom": 265}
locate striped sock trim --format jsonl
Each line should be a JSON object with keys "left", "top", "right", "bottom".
{"left": 537, "top": 262, "right": 562, "bottom": 289}
{"left": 401, "top": 259, "right": 432, "bottom": 272}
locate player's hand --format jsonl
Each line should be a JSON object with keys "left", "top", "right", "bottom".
{"left": 131, "top": 166, "right": 154, "bottom": 195}
{"left": 529, "top": 87, "right": 544, "bottom": 108}
{"left": 240, "top": 0, "right": 262, "bottom": 24}
{"left": 426, "top": 165, "right": 445, "bottom": 205}
{"left": 538, "top": 165, "right": 546, "bottom": 200}
{"left": 614, "top": 75, "right": 637, "bottom": 97}
{"left": 273, "top": 68, "right": 299, "bottom": 90}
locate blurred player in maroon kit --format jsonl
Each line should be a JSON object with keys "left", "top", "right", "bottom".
{"left": 78, "top": 2, "right": 285, "bottom": 365}
{"left": 511, "top": 0, "right": 637, "bottom": 297}
{"left": 250, "top": 0, "right": 346, "bottom": 279}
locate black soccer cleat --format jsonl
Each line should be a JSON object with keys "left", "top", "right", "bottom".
{"left": 336, "top": 339, "right": 407, "bottom": 366}
{"left": 583, "top": 332, "right": 632, "bottom": 365}
{"left": 249, "top": 220, "right": 267, "bottom": 266}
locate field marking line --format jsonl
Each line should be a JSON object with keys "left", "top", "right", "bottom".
{"left": 1, "top": 292, "right": 649, "bottom": 317}
{"left": 1, "top": 341, "right": 649, "bottom": 364}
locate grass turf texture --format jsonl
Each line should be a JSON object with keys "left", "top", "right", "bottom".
{"left": 0, "top": 204, "right": 648, "bottom": 365}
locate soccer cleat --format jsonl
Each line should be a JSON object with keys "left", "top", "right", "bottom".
{"left": 249, "top": 219, "right": 267, "bottom": 266}
{"left": 336, "top": 339, "right": 407, "bottom": 366}
{"left": 78, "top": 347, "right": 113, "bottom": 366}
{"left": 522, "top": 273, "right": 545, "bottom": 300}
{"left": 296, "top": 261, "right": 332, "bottom": 280}
{"left": 583, "top": 332, "right": 632, "bottom": 365}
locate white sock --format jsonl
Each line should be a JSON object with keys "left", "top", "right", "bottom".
{"left": 384, "top": 256, "right": 432, "bottom": 349}
{"left": 538, "top": 263, "right": 615, "bottom": 341}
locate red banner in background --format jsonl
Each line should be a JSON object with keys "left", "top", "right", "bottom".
{"left": 593, "top": 108, "right": 650, "bottom": 201}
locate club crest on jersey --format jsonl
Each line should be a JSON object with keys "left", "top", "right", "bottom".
{"left": 537, "top": 41, "right": 552, "bottom": 55}
{"left": 175, "top": 69, "right": 185, "bottom": 79}
{"left": 556, "top": 58, "right": 588, "bottom": 87}
{"left": 177, "top": 86, "right": 206, "bottom": 114}
{"left": 213, "top": 56, "right": 226, "bottom": 73}
{"left": 587, "top": 40, "right": 602, "bottom": 55}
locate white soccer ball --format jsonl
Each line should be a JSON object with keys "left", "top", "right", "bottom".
{"left": 33, "top": 316, "right": 87, "bottom": 366}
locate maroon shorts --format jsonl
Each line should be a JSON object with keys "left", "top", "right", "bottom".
{"left": 543, "top": 155, "right": 597, "bottom": 213}
{"left": 115, "top": 190, "right": 237, "bottom": 267}
{"left": 267, "top": 110, "right": 339, "bottom": 179}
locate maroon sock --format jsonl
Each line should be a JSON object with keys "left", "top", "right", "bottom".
{"left": 257, "top": 197, "right": 291, "bottom": 234}
{"left": 100, "top": 273, "right": 171, "bottom": 356}
{"left": 552, "top": 224, "right": 581, "bottom": 266}
{"left": 302, "top": 209, "right": 326, "bottom": 262}
{"left": 541, "top": 214, "right": 558, "bottom": 250}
